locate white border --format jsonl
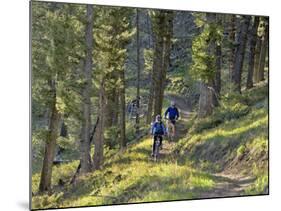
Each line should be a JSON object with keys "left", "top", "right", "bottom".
{"left": 0, "top": 0, "right": 279, "bottom": 211}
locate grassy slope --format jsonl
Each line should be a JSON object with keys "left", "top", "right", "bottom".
{"left": 32, "top": 82, "right": 268, "bottom": 209}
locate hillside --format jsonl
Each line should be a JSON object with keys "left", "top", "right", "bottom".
{"left": 32, "top": 82, "right": 268, "bottom": 210}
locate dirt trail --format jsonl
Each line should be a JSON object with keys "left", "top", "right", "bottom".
{"left": 162, "top": 93, "right": 255, "bottom": 198}
{"left": 157, "top": 94, "right": 192, "bottom": 160}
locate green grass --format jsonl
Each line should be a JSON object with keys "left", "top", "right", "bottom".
{"left": 32, "top": 82, "right": 268, "bottom": 209}
{"left": 176, "top": 83, "right": 268, "bottom": 177}
{"left": 32, "top": 137, "right": 215, "bottom": 209}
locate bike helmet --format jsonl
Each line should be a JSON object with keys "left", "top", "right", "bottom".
{"left": 155, "top": 114, "right": 162, "bottom": 121}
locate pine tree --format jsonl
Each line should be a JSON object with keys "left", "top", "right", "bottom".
{"left": 80, "top": 4, "right": 94, "bottom": 174}
{"left": 232, "top": 15, "right": 251, "bottom": 93}
{"left": 246, "top": 16, "right": 259, "bottom": 89}
{"left": 32, "top": 2, "right": 83, "bottom": 191}
{"left": 94, "top": 7, "right": 134, "bottom": 152}
{"left": 190, "top": 13, "right": 223, "bottom": 118}
{"left": 150, "top": 10, "right": 174, "bottom": 118}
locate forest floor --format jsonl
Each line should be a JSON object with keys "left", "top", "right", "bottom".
{"left": 32, "top": 83, "right": 268, "bottom": 209}
{"left": 164, "top": 94, "right": 255, "bottom": 199}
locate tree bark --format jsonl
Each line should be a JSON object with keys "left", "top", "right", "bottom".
{"left": 135, "top": 9, "right": 140, "bottom": 137}
{"left": 120, "top": 66, "right": 126, "bottom": 148}
{"left": 228, "top": 15, "right": 236, "bottom": 82}
{"left": 198, "top": 81, "right": 213, "bottom": 118}
{"left": 213, "top": 15, "right": 222, "bottom": 106}
{"left": 254, "top": 35, "right": 262, "bottom": 82}
{"left": 257, "top": 19, "right": 269, "bottom": 82}
{"left": 93, "top": 80, "right": 105, "bottom": 170}
{"left": 159, "top": 12, "right": 173, "bottom": 112}
{"left": 112, "top": 88, "right": 119, "bottom": 126}
{"left": 146, "top": 13, "right": 155, "bottom": 124}
{"left": 39, "top": 80, "right": 60, "bottom": 192}
{"left": 80, "top": 4, "right": 93, "bottom": 173}
{"left": 198, "top": 13, "right": 216, "bottom": 117}
{"left": 246, "top": 17, "right": 259, "bottom": 89}
{"left": 153, "top": 14, "right": 164, "bottom": 118}
{"left": 152, "top": 12, "right": 173, "bottom": 118}
{"left": 232, "top": 16, "right": 251, "bottom": 93}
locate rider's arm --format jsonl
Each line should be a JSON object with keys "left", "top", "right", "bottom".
{"left": 176, "top": 107, "right": 180, "bottom": 120}
{"left": 162, "top": 124, "right": 167, "bottom": 135}
{"left": 151, "top": 123, "right": 155, "bottom": 135}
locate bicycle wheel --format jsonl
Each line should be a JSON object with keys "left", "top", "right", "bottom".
{"left": 154, "top": 138, "right": 160, "bottom": 162}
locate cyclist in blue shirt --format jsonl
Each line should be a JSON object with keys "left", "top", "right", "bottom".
{"left": 151, "top": 115, "right": 166, "bottom": 156}
{"left": 164, "top": 101, "right": 179, "bottom": 140}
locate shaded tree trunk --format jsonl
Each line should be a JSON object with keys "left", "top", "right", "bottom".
{"left": 254, "top": 35, "right": 262, "bottom": 82}
{"left": 135, "top": 9, "right": 140, "bottom": 137}
{"left": 153, "top": 15, "right": 164, "bottom": 118}
{"left": 152, "top": 12, "right": 173, "bottom": 118}
{"left": 39, "top": 80, "right": 60, "bottom": 192}
{"left": 146, "top": 74, "right": 154, "bottom": 124}
{"left": 112, "top": 89, "right": 119, "bottom": 125}
{"left": 228, "top": 15, "right": 236, "bottom": 82}
{"left": 120, "top": 68, "right": 126, "bottom": 148}
{"left": 257, "top": 19, "right": 269, "bottom": 82}
{"left": 198, "top": 13, "right": 216, "bottom": 117}
{"left": 213, "top": 15, "right": 222, "bottom": 106}
{"left": 246, "top": 17, "right": 259, "bottom": 89}
{"left": 93, "top": 80, "right": 105, "bottom": 170}
{"left": 146, "top": 12, "right": 155, "bottom": 124}
{"left": 232, "top": 16, "right": 251, "bottom": 93}
{"left": 198, "top": 81, "right": 213, "bottom": 118}
{"left": 159, "top": 12, "right": 173, "bottom": 113}
{"left": 80, "top": 5, "right": 93, "bottom": 173}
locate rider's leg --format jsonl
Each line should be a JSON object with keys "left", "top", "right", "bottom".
{"left": 159, "top": 135, "right": 163, "bottom": 148}
{"left": 171, "top": 123, "right": 175, "bottom": 138}
{"left": 152, "top": 136, "right": 156, "bottom": 155}
{"left": 166, "top": 120, "right": 170, "bottom": 137}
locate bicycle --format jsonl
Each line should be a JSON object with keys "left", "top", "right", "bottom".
{"left": 166, "top": 118, "right": 176, "bottom": 142}
{"left": 152, "top": 135, "right": 162, "bottom": 162}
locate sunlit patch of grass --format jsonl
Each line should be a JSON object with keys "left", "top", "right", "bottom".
{"left": 176, "top": 84, "right": 268, "bottom": 178}
{"left": 245, "top": 174, "right": 268, "bottom": 195}
{"left": 32, "top": 160, "right": 79, "bottom": 194}
{"left": 32, "top": 133, "right": 216, "bottom": 209}
{"left": 32, "top": 83, "right": 268, "bottom": 209}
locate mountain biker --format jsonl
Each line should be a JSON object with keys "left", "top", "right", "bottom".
{"left": 164, "top": 101, "right": 180, "bottom": 140}
{"left": 151, "top": 114, "right": 166, "bottom": 157}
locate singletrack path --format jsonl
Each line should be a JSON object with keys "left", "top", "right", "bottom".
{"left": 161, "top": 94, "right": 254, "bottom": 198}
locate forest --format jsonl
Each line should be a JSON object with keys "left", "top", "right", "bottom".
{"left": 31, "top": 1, "right": 269, "bottom": 209}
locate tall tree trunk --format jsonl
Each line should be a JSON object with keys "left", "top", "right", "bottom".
{"left": 253, "top": 35, "right": 262, "bottom": 83}
{"left": 153, "top": 12, "right": 173, "bottom": 118}
{"left": 135, "top": 9, "right": 140, "bottom": 137}
{"left": 198, "top": 13, "right": 216, "bottom": 117}
{"left": 39, "top": 80, "right": 60, "bottom": 192}
{"left": 159, "top": 12, "right": 173, "bottom": 111}
{"left": 246, "top": 17, "right": 259, "bottom": 89}
{"left": 146, "top": 78, "right": 153, "bottom": 124}
{"left": 120, "top": 67, "right": 126, "bottom": 148}
{"left": 153, "top": 23, "right": 164, "bottom": 117}
{"left": 93, "top": 80, "right": 105, "bottom": 170}
{"left": 112, "top": 89, "right": 119, "bottom": 125}
{"left": 228, "top": 15, "right": 236, "bottom": 82}
{"left": 213, "top": 15, "right": 222, "bottom": 106}
{"left": 146, "top": 13, "right": 155, "bottom": 124}
{"left": 257, "top": 19, "right": 269, "bottom": 82}
{"left": 232, "top": 15, "right": 251, "bottom": 93}
{"left": 80, "top": 4, "right": 93, "bottom": 173}
{"left": 198, "top": 81, "right": 213, "bottom": 118}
